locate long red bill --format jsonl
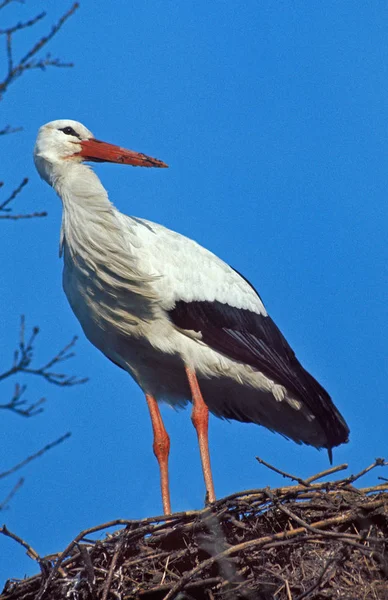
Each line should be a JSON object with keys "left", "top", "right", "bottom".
{"left": 78, "top": 138, "right": 168, "bottom": 168}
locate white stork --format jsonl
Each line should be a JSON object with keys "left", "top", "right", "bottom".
{"left": 33, "top": 120, "right": 349, "bottom": 515}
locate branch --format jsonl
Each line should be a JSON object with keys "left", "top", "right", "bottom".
{"left": 0, "top": 177, "right": 28, "bottom": 211}
{"left": 0, "top": 211, "right": 47, "bottom": 220}
{"left": 0, "top": 178, "right": 47, "bottom": 220}
{"left": 0, "top": 0, "right": 24, "bottom": 10}
{"left": 0, "top": 316, "right": 88, "bottom": 417}
{"left": 0, "top": 432, "right": 71, "bottom": 480}
{"left": 0, "top": 124, "right": 22, "bottom": 135}
{"left": 0, "top": 383, "right": 46, "bottom": 417}
{"left": 0, "top": 3, "right": 79, "bottom": 98}
{"left": 0, "top": 524, "right": 40, "bottom": 560}
{"left": 0, "top": 477, "right": 24, "bottom": 511}
{"left": 256, "top": 455, "right": 310, "bottom": 486}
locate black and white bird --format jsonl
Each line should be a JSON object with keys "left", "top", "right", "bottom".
{"left": 33, "top": 119, "right": 349, "bottom": 515}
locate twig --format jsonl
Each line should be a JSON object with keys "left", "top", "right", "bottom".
{"left": 101, "top": 537, "right": 125, "bottom": 600}
{"left": 0, "top": 176, "right": 46, "bottom": 219}
{"left": 5, "top": 461, "right": 387, "bottom": 600}
{"left": 0, "top": 384, "right": 46, "bottom": 417}
{"left": 256, "top": 456, "right": 309, "bottom": 486}
{"left": 0, "top": 124, "right": 22, "bottom": 135}
{"left": 0, "top": 3, "right": 79, "bottom": 97}
{"left": 0, "top": 211, "right": 47, "bottom": 220}
{"left": 0, "top": 177, "right": 28, "bottom": 212}
{"left": 295, "top": 553, "right": 339, "bottom": 600}
{"left": 339, "top": 459, "right": 388, "bottom": 485}
{"left": 265, "top": 488, "right": 360, "bottom": 542}
{"left": 0, "top": 317, "right": 87, "bottom": 417}
{"left": 305, "top": 463, "right": 348, "bottom": 484}
{"left": 0, "top": 477, "right": 24, "bottom": 510}
{"left": 0, "top": 433, "right": 71, "bottom": 480}
{"left": 0, "top": 0, "right": 22, "bottom": 10}
{"left": 77, "top": 544, "right": 96, "bottom": 592}
{"left": 0, "top": 524, "right": 40, "bottom": 561}
{"left": 162, "top": 499, "right": 387, "bottom": 600}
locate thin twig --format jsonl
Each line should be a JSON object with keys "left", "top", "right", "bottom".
{"left": 305, "top": 463, "right": 348, "bottom": 484}
{"left": 101, "top": 537, "right": 125, "bottom": 600}
{"left": 162, "top": 496, "right": 388, "bottom": 600}
{"left": 0, "top": 384, "right": 46, "bottom": 417}
{"left": 0, "top": 0, "right": 22, "bottom": 11}
{"left": 0, "top": 525, "right": 40, "bottom": 560}
{"left": 0, "top": 177, "right": 28, "bottom": 211}
{"left": 5, "top": 461, "right": 387, "bottom": 600}
{"left": 256, "top": 456, "right": 309, "bottom": 486}
{"left": 294, "top": 554, "right": 339, "bottom": 600}
{"left": 0, "top": 317, "right": 87, "bottom": 417}
{"left": 339, "top": 459, "right": 388, "bottom": 485}
{"left": 0, "top": 477, "right": 24, "bottom": 510}
{"left": 0, "top": 3, "right": 79, "bottom": 97}
{"left": 0, "top": 124, "right": 22, "bottom": 135}
{"left": 0, "top": 211, "right": 47, "bottom": 220}
{"left": 0, "top": 433, "right": 71, "bottom": 480}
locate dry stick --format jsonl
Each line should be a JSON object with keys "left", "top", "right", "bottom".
{"left": 285, "top": 579, "right": 293, "bottom": 600}
{"left": 77, "top": 544, "right": 95, "bottom": 592}
{"left": 0, "top": 525, "right": 40, "bottom": 561}
{"left": 305, "top": 463, "right": 348, "bottom": 484}
{"left": 359, "top": 483, "right": 388, "bottom": 494}
{"left": 213, "top": 478, "right": 346, "bottom": 508}
{"left": 339, "top": 458, "right": 388, "bottom": 486}
{"left": 162, "top": 501, "right": 386, "bottom": 600}
{"left": 34, "top": 513, "right": 194, "bottom": 600}
{"left": 26, "top": 463, "right": 388, "bottom": 599}
{"left": 101, "top": 537, "right": 125, "bottom": 600}
{"left": 137, "top": 577, "right": 223, "bottom": 598}
{"left": 256, "top": 456, "right": 310, "bottom": 486}
{"left": 295, "top": 554, "right": 339, "bottom": 600}
{"left": 265, "top": 488, "right": 385, "bottom": 542}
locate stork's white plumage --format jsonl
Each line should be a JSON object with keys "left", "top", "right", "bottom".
{"left": 34, "top": 119, "right": 349, "bottom": 514}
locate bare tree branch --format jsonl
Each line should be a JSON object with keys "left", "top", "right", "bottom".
{"left": 0, "top": 433, "right": 71, "bottom": 480}
{"left": 0, "top": 4, "right": 82, "bottom": 512}
{"left": 0, "top": 177, "right": 28, "bottom": 211}
{"left": 0, "top": 477, "right": 24, "bottom": 511}
{"left": 0, "top": 524, "right": 40, "bottom": 560}
{"left": 0, "top": 211, "right": 47, "bottom": 220}
{"left": 0, "top": 178, "right": 48, "bottom": 219}
{"left": 0, "top": 383, "right": 46, "bottom": 417}
{"left": 0, "top": 5, "right": 79, "bottom": 220}
{"left": 0, "top": 3, "right": 79, "bottom": 98}
{"left": 0, "top": 317, "right": 88, "bottom": 417}
{"left": 0, "top": 0, "right": 24, "bottom": 10}
{"left": 0, "top": 124, "right": 22, "bottom": 135}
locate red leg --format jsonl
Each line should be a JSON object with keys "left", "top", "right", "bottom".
{"left": 185, "top": 366, "right": 216, "bottom": 504}
{"left": 145, "top": 394, "right": 171, "bottom": 515}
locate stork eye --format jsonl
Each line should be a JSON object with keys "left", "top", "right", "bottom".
{"left": 60, "top": 126, "right": 80, "bottom": 138}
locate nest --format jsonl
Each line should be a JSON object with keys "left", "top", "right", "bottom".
{"left": 1, "top": 460, "right": 388, "bottom": 600}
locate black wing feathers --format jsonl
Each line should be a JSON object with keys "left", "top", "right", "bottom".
{"left": 169, "top": 299, "right": 349, "bottom": 450}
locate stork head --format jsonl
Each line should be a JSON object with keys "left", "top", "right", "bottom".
{"left": 34, "top": 119, "right": 168, "bottom": 184}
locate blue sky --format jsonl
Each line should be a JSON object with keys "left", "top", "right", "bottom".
{"left": 1, "top": 0, "right": 387, "bottom": 584}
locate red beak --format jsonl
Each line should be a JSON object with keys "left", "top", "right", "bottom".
{"left": 78, "top": 138, "right": 168, "bottom": 168}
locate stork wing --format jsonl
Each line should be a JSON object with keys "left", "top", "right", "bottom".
{"left": 169, "top": 298, "right": 349, "bottom": 450}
